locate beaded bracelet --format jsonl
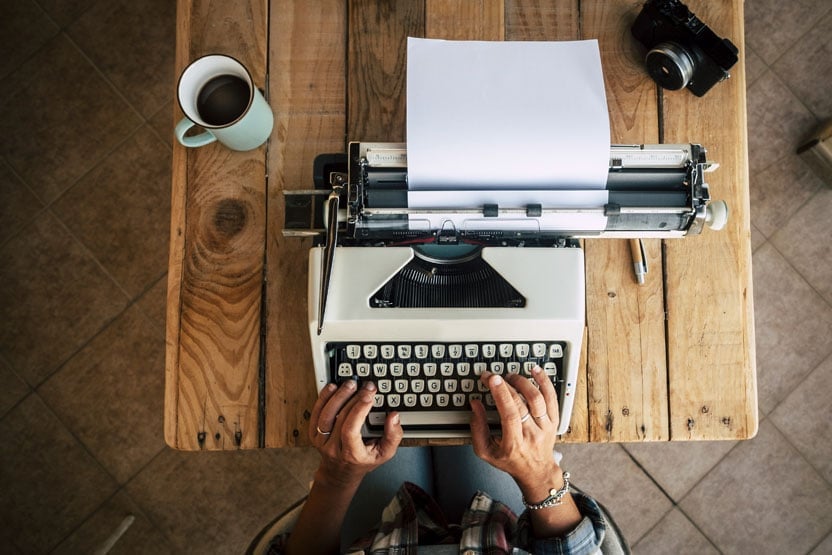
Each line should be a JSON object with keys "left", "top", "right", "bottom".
{"left": 522, "top": 471, "right": 571, "bottom": 510}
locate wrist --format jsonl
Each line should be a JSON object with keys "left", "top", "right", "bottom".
{"left": 313, "top": 465, "right": 365, "bottom": 491}
{"left": 515, "top": 463, "right": 565, "bottom": 503}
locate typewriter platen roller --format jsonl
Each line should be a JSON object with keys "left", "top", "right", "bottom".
{"left": 284, "top": 142, "right": 728, "bottom": 244}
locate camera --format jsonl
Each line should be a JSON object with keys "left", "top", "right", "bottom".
{"left": 631, "top": 0, "right": 739, "bottom": 97}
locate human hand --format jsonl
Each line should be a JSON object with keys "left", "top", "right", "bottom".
{"left": 470, "top": 367, "right": 562, "bottom": 491}
{"left": 309, "top": 380, "right": 403, "bottom": 489}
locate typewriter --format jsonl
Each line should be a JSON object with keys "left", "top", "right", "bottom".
{"left": 283, "top": 142, "right": 728, "bottom": 438}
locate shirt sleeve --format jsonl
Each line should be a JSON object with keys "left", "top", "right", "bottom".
{"left": 516, "top": 491, "right": 607, "bottom": 555}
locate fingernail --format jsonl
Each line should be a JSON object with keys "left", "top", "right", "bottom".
{"left": 532, "top": 365, "right": 542, "bottom": 374}
{"left": 325, "top": 383, "right": 337, "bottom": 392}
{"left": 363, "top": 381, "right": 376, "bottom": 391}
{"left": 491, "top": 375, "right": 503, "bottom": 386}
{"left": 392, "top": 413, "right": 400, "bottom": 425}
{"left": 344, "top": 380, "right": 357, "bottom": 390}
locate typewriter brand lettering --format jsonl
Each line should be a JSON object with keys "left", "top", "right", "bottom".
{"left": 366, "top": 149, "right": 407, "bottom": 167}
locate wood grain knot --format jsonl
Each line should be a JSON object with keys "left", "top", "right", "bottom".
{"left": 213, "top": 199, "right": 247, "bottom": 238}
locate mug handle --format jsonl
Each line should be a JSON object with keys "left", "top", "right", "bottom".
{"left": 175, "top": 117, "right": 217, "bottom": 148}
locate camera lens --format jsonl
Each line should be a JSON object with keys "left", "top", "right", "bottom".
{"left": 645, "top": 42, "right": 695, "bottom": 90}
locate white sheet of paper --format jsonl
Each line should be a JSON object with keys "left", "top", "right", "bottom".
{"left": 406, "top": 38, "right": 610, "bottom": 195}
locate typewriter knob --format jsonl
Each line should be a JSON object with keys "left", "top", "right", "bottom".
{"left": 705, "top": 200, "right": 728, "bottom": 231}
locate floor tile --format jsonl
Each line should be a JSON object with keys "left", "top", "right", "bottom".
{"left": 0, "top": 357, "right": 30, "bottom": 420}
{"left": 0, "top": 35, "right": 142, "bottom": 204}
{"left": 772, "top": 10, "right": 832, "bottom": 119}
{"left": 126, "top": 448, "right": 307, "bottom": 553}
{"left": 0, "top": 210, "right": 129, "bottom": 386}
{"left": 0, "top": 0, "right": 59, "bottom": 80}
{"left": 556, "top": 443, "right": 672, "bottom": 545}
{"left": 149, "top": 101, "right": 174, "bottom": 148}
{"left": 37, "top": 0, "right": 97, "bottom": 28}
{"left": 749, "top": 153, "right": 823, "bottom": 238}
{"left": 750, "top": 223, "right": 765, "bottom": 251}
{"left": 770, "top": 353, "right": 832, "bottom": 484}
{"left": 0, "top": 394, "right": 118, "bottom": 552}
{"left": 39, "top": 305, "right": 166, "bottom": 484}
{"left": 811, "top": 532, "right": 832, "bottom": 554}
{"left": 136, "top": 273, "right": 168, "bottom": 332}
{"left": 68, "top": 0, "right": 176, "bottom": 119}
{"left": 632, "top": 508, "right": 718, "bottom": 555}
{"left": 52, "top": 490, "right": 175, "bottom": 555}
{"left": 744, "top": 47, "right": 767, "bottom": 87}
{"left": 752, "top": 243, "right": 832, "bottom": 414}
{"left": 771, "top": 187, "right": 832, "bottom": 306}
{"left": 274, "top": 447, "right": 322, "bottom": 491}
{"left": 680, "top": 421, "right": 832, "bottom": 554}
{"left": 623, "top": 439, "right": 736, "bottom": 501}
{"left": 745, "top": 0, "right": 832, "bottom": 66}
{"left": 746, "top": 70, "right": 818, "bottom": 176}
{"left": 52, "top": 126, "right": 172, "bottom": 298}
{"left": 0, "top": 158, "right": 43, "bottom": 247}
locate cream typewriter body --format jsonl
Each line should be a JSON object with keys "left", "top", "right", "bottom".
{"left": 284, "top": 142, "right": 727, "bottom": 438}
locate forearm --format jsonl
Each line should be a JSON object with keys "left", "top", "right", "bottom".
{"left": 284, "top": 468, "right": 362, "bottom": 555}
{"left": 515, "top": 464, "right": 583, "bottom": 538}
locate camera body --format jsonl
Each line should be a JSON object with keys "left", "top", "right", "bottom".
{"left": 631, "top": 0, "right": 738, "bottom": 97}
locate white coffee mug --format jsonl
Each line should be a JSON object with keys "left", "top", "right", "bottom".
{"left": 175, "top": 54, "right": 274, "bottom": 151}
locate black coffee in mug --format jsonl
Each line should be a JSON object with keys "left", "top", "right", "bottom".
{"left": 196, "top": 74, "right": 250, "bottom": 126}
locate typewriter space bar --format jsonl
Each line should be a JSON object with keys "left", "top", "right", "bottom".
{"left": 368, "top": 410, "right": 500, "bottom": 427}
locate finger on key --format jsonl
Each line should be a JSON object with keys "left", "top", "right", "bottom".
{"left": 530, "top": 365, "right": 559, "bottom": 425}
{"left": 317, "top": 380, "right": 359, "bottom": 435}
{"left": 486, "top": 373, "right": 523, "bottom": 444}
{"left": 309, "top": 383, "right": 338, "bottom": 440}
{"left": 340, "top": 382, "right": 377, "bottom": 451}
{"left": 506, "top": 372, "right": 548, "bottom": 425}
{"left": 376, "top": 412, "right": 403, "bottom": 461}
{"left": 469, "top": 398, "right": 493, "bottom": 459}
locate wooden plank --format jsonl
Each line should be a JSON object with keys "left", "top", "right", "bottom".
{"left": 505, "top": 0, "right": 589, "bottom": 443}
{"left": 581, "top": 0, "right": 667, "bottom": 442}
{"left": 426, "top": 0, "right": 504, "bottom": 40}
{"left": 165, "top": 0, "right": 192, "bottom": 448}
{"left": 265, "top": 0, "right": 347, "bottom": 447}
{"left": 663, "top": 0, "right": 757, "bottom": 440}
{"left": 347, "top": 0, "right": 425, "bottom": 141}
{"left": 165, "top": 0, "right": 268, "bottom": 450}
{"left": 505, "top": 0, "right": 579, "bottom": 40}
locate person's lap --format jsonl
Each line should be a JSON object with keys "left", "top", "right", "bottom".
{"left": 340, "top": 445, "right": 523, "bottom": 549}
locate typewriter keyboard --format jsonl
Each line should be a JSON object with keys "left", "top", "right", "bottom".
{"left": 326, "top": 341, "right": 568, "bottom": 432}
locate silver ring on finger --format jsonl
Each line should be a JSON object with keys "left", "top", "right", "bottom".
{"left": 316, "top": 425, "right": 332, "bottom": 436}
{"left": 520, "top": 412, "right": 532, "bottom": 423}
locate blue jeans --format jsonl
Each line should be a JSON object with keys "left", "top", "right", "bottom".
{"left": 340, "top": 446, "right": 524, "bottom": 549}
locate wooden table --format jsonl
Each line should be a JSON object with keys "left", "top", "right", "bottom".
{"left": 165, "top": 0, "right": 756, "bottom": 451}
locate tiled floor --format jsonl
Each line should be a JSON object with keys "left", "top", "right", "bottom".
{"left": 1, "top": 0, "right": 831, "bottom": 553}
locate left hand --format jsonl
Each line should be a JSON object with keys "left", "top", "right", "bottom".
{"left": 309, "top": 380, "right": 403, "bottom": 488}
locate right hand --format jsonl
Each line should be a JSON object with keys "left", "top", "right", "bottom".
{"left": 469, "top": 367, "right": 562, "bottom": 490}
{"left": 309, "top": 380, "right": 403, "bottom": 488}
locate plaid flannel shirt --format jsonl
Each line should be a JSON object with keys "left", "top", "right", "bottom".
{"left": 344, "top": 481, "right": 607, "bottom": 555}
